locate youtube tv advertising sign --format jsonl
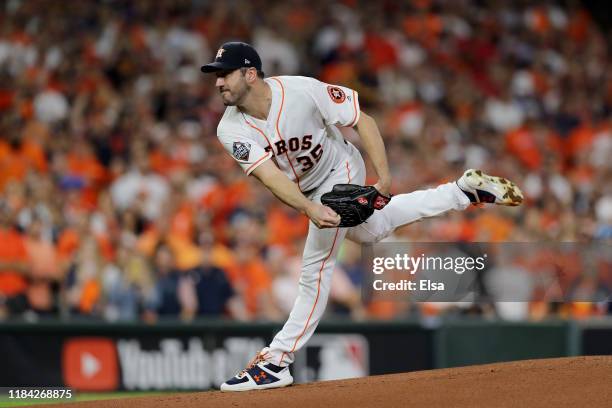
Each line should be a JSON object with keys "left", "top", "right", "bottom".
{"left": 0, "top": 328, "right": 271, "bottom": 391}
{"left": 0, "top": 323, "right": 432, "bottom": 391}
{"left": 62, "top": 338, "right": 119, "bottom": 391}
{"left": 62, "top": 336, "right": 265, "bottom": 391}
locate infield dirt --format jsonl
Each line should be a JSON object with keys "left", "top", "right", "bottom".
{"left": 40, "top": 356, "right": 612, "bottom": 408}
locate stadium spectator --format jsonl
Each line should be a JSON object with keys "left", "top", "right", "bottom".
{"left": 0, "top": 204, "right": 29, "bottom": 317}
{"left": 0, "top": 0, "right": 609, "bottom": 321}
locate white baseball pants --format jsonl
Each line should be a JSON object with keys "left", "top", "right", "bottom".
{"left": 263, "top": 143, "right": 471, "bottom": 366}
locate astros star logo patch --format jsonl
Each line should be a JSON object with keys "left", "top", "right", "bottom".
{"left": 327, "top": 86, "right": 346, "bottom": 104}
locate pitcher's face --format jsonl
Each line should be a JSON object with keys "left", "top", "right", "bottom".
{"left": 215, "top": 69, "right": 250, "bottom": 106}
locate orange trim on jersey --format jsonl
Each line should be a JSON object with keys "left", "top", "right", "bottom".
{"left": 261, "top": 351, "right": 272, "bottom": 362}
{"left": 349, "top": 90, "right": 359, "bottom": 127}
{"left": 246, "top": 153, "right": 271, "bottom": 174}
{"left": 279, "top": 226, "right": 340, "bottom": 367}
{"left": 245, "top": 120, "right": 274, "bottom": 151}
{"left": 278, "top": 164, "right": 352, "bottom": 367}
{"left": 270, "top": 77, "right": 302, "bottom": 192}
{"left": 346, "top": 161, "right": 351, "bottom": 183}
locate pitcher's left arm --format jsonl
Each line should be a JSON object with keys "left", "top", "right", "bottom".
{"left": 354, "top": 111, "right": 391, "bottom": 196}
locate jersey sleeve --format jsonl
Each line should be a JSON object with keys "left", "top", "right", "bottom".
{"left": 308, "top": 79, "right": 360, "bottom": 127}
{"left": 218, "top": 130, "right": 272, "bottom": 175}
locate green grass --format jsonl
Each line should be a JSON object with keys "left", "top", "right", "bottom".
{"left": 0, "top": 392, "right": 167, "bottom": 407}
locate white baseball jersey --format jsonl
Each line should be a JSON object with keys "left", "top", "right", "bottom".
{"left": 214, "top": 75, "right": 472, "bottom": 370}
{"left": 216, "top": 76, "right": 360, "bottom": 192}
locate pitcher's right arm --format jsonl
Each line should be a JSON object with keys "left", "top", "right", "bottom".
{"left": 251, "top": 160, "right": 340, "bottom": 229}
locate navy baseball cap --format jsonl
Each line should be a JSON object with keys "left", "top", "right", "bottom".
{"left": 201, "top": 42, "right": 262, "bottom": 73}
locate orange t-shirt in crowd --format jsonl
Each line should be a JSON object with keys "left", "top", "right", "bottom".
{"left": 210, "top": 244, "right": 235, "bottom": 270}
{"left": 0, "top": 140, "right": 48, "bottom": 191}
{"left": 66, "top": 150, "right": 108, "bottom": 209}
{"left": 136, "top": 226, "right": 160, "bottom": 257}
{"left": 57, "top": 229, "right": 81, "bottom": 261}
{"left": 79, "top": 279, "right": 101, "bottom": 313}
{"left": 402, "top": 12, "right": 443, "bottom": 48}
{"left": 149, "top": 149, "right": 189, "bottom": 175}
{"left": 474, "top": 213, "right": 515, "bottom": 242}
{"left": 201, "top": 179, "right": 251, "bottom": 215}
{"left": 170, "top": 202, "right": 196, "bottom": 242}
{"left": 363, "top": 32, "right": 399, "bottom": 72}
{"left": 66, "top": 151, "right": 106, "bottom": 183}
{"left": 200, "top": 179, "right": 251, "bottom": 242}
{"left": 566, "top": 124, "right": 595, "bottom": 158}
{"left": 57, "top": 229, "right": 115, "bottom": 262}
{"left": 367, "top": 300, "right": 402, "bottom": 320}
{"left": 267, "top": 206, "right": 309, "bottom": 250}
{"left": 505, "top": 126, "right": 562, "bottom": 170}
{"left": 319, "top": 61, "right": 357, "bottom": 85}
{"left": 137, "top": 226, "right": 203, "bottom": 271}
{"left": 225, "top": 258, "right": 272, "bottom": 316}
{"left": 0, "top": 228, "right": 29, "bottom": 296}
{"left": 167, "top": 235, "right": 203, "bottom": 271}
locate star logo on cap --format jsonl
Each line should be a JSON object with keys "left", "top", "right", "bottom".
{"left": 215, "top": 48, "right": 226, "bottom": 60}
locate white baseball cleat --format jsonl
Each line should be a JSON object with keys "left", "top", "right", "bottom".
{"left": 457, "top": 169, "right": 523, "bottom": 206}
{"left": 220, "top": 351, "right": 293, "bottom": 392}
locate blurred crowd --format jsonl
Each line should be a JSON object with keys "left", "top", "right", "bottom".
{"left": 0, "top": 0, "right": 610, "bottom": 322}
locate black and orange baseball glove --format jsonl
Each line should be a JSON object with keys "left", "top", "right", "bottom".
{"left": 321, "top": 184, "right": 391, "bottom": 227}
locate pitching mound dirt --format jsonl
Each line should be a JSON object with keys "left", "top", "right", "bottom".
{"left": 43, "top": 356, "right": 612, "bottom": 408}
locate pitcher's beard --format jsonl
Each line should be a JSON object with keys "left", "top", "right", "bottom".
{"left": 221, "top": 85, "right": 250, "bottom": 107}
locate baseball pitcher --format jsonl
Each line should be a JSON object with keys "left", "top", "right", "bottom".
{"left": 200, "top": 42, "right": 523, "bottom": 391}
